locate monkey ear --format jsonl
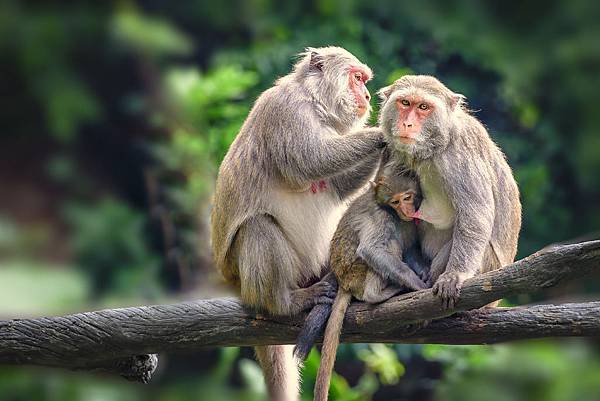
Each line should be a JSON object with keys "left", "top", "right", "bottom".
{"left": 309, "top": 50, "right": 325, "bottom": 72}
{"left": 377, "top": 85, "right": 394, "bottom": 103}
{"left": 450, "top": 93, "right": 466, "bottom": 110}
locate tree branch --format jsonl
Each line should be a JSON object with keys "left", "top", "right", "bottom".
{"left": 0, "top": 240, "right": 599, "bottom": 382}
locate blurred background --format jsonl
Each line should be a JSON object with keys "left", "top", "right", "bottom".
{"left": 1, "top": 0, "right": 599, "bottom": 400}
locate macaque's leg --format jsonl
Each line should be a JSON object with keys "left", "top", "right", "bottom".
{"left": 361, "top": 271, "right": 406, "bottom": 303}
{"left": 234, "top": 215, "right": 335, "bottom": 316}
{"left": 357, "top": 245, "right": 428, "bottom": 291}
{"left": 255, "top": 345, "right": 300, "bottom": 401}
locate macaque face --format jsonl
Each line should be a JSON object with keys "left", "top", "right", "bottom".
{"left": 389, "top": 190, "right": 417, "bottom": 221}
{"left": 348, "top": 67, "right": 371, "bottom": 116}
{"left": 395, "top": 96, "right": 434, "bottom": 144}
{"left": 379, "top": 77, "right": 457, "bottom": 159}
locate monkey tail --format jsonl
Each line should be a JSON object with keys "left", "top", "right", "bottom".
{"left": 314, "top": 290, "right": 352, "bottom": 401}
{"left": 294, "top": 302, "right": 334, "bottom": 361}
{"left": 255, "top": 344, "right": 300, "bottom": 401}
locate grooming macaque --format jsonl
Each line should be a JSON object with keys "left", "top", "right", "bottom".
{"left": 378, "top": 75, "right": 522, "bottom": 308}
{"left": 311, "top": 163, "right": 429, "bottom": 401}
{"left": 211, "top": 46, "right": 383, "bottom": 401}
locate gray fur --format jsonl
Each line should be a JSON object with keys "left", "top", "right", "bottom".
{"left": 210, "top": 46, "right": 382, "bottom": 401}
{"left": 313, "top": 162, "right": 428, "bottom": 401}
{"left": 341, "top": 163, "right": 429, "bottom": 296}
{"left": 378, "top": 75, "right": 522, "bottom": 308}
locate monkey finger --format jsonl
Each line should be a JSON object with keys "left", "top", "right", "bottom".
{"left": 412, "top": 278, "right": 428, "bottom": 291}
{"left": 442, "top": 284, "right": 454, "bottom": 309}
{"left": 321, "top": 271, "right": 339, "bottom": 289}
{"left": 439, "top": 289, "right": 448, "bottom": 308}
{"left": 323, "top": 283, "right": 338, "bottom": 299}
{"left": 441, "top": 287, "right": 450, "bottom": 308}
{"left": 312, "top": 280, "right": 337, "bottom": 299}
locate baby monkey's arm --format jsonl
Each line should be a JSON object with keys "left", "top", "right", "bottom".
{"left": 356, "top": 229, "right": 427, "bottom": 291}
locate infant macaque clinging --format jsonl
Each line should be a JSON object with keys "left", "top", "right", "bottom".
{"left": 300, "top": 155, "right": 431, "bottom": 401}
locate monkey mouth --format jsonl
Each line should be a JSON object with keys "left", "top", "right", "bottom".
{"left": 398, "top": 137, "right": 416, "bottom": 145}
{"left": 356, "top": 101, "right": 370, "bottom": 116}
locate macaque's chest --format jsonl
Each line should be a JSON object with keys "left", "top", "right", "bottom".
{"left": 272, "top": 185, "right": 347, "bottom": 276}
{"left": 417, "top": 162, "right": 456, "bottom": 230}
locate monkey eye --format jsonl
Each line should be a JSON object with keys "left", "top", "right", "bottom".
{"left": 418, "top": 103, "right": 429, "bottom": 110}
{"left": 402, "top": 194, "right": 413, "bottom": 201}
{"left": 400, "top": 99, "right": 410, "bottom": 106}
{"left": 354, "top": 72, "right": 363, "bottom": 81}
{"left": 390, "top": 199, "right": 400, "bottom": 205}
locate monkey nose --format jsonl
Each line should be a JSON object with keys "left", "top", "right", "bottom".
{"left": 365, "top": 93, "right": 371, "bottom": 101}
{"left": 404, "top": 123, "right": 413, "bottom": 128}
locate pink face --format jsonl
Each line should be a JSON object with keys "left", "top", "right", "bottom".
{"left": 395, "top": 95, "right": 434, "bottom": 144}
{"left": 349, "top": 67, "right": 371, "bottom": 116}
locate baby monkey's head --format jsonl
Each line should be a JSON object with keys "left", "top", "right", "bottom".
{"left": 374, "top": 170, "right": 422, "bottom": 221}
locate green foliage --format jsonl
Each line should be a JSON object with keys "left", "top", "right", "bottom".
{"left": 111, "top": 7, "right": 193, "bottom": 58}
{"left": 145, "top": 64, "right": 258, "bottom": 276}
{"left": 301, "top": 348, "right": 379, "bottom": 401}
{"left": 0, "top": 261, "right": 88, "bottom": 317}
{"left": 64, "top": 199, "right": 161, "bottom": 298}
{"left": 0, "top": 368, "right": 140, "bottom": 401}
{"left": 159, "top": 64, "right": 258, "bottom": 183}
{"left": 423, "top": 340, "right": 600, "bottom": 401}
{"left": 357, "top": 344, "right": 405, "bottom": 386}
{"left": 0, "top": 2, "right": 102, "bottom": 141}
{"left": 0, "top": 216, "right": 47, "bottom": 258}
{"left": 1, "top": 1, "right": 599, "bottom": 401}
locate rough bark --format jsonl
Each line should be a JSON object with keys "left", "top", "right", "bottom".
{"left": 0, "top": 240, "right": 598, "bottom": 382}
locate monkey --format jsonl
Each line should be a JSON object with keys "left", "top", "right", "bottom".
{"left": 292, "top": 149, "right": 432, "bottom": 362}
{"left": 377, "top": 75, "right": 522, "bottom": 309}
{"left": 210, "top": 46, "right": 384, "bottom": 401}
{"left": 311, "top": 160, "right": 430, "bottom": 401}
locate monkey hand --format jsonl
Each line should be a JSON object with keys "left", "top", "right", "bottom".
{"left": 363, "top": 127, "right": 386, "bottom": 148}
{"left": 396, "top": 271, "right": 428, "bottom": 292}
{"left": 311, "top": 275, "right": 338, "bottom": 305}
{"left": 315, "top": 280, "right": 337, "bottom": 305}
{"left": 432, "top": 271, "right": 465, "bottom": 309}
{"left": 426, "top": 266, "right": 444, "bottom": 287}
{"left": 427, "top": 253, "right": 451, "bottom": 287}
{"left": 417, "top": 269, "right": 432, "bottom": 287}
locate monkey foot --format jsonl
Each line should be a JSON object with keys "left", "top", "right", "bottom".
{"left": 432, "top": 272, "right": 464, "bottom": 309}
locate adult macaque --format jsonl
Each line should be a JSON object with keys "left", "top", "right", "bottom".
{"left": 211, "top": 46, "right": 383, "bottom": 401}
{"left": 311, "top": 162, "right": 429, "bottom": 401}
{"left": 378, "top": 75, "right": 521, "bottom": 308}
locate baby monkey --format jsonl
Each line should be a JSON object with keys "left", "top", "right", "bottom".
{"left": 311, "top": 160, "right": 429, "bottom": 401}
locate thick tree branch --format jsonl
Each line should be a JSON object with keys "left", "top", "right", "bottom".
{"left": 0, "top": 240, "right": 599, "bottom": 382}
